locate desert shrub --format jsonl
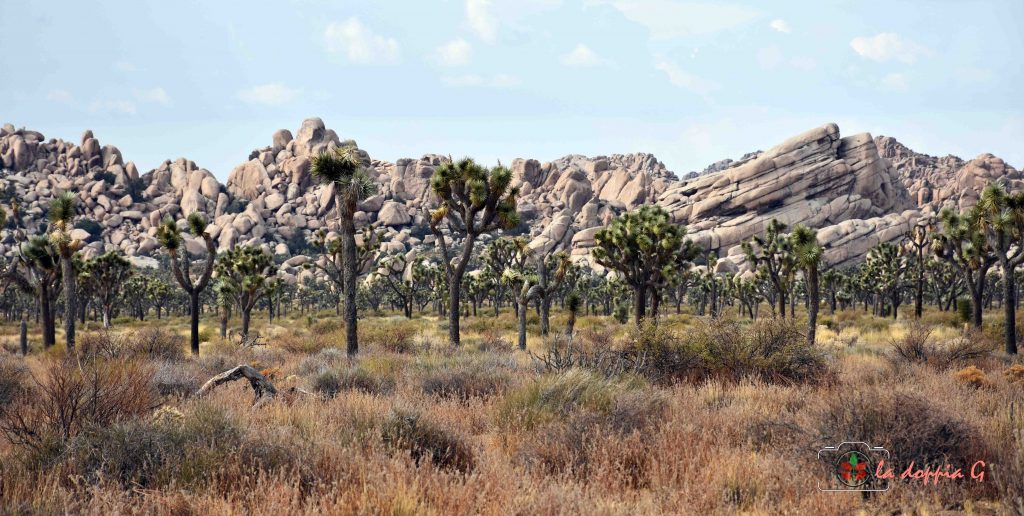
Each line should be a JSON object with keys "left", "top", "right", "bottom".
{"left": 418, "top": 360, "right": 512, "bottom": 400}
{"left": 360, "top": 322, "right": 419, "bottom": 353}
{"left": 620, "top": 321, "right": 702, "bottom": 384}
{"left": 313, "top": 365, "right": 396, "bottom": 397}
{"left": 0, "top": 356, "right": 28, "bottom": 407}
{"left": 495, "top": 369, "right": 652, "bottom": 431}
{"left": 151, "top": 360, "right": 204, "bottom": 397}
{"left": 68, "top": 402, "right": 245, "bottom": 489}
{"left": 77, "top": 328, "right": 184, "bottom": 362}
{"left": 889, "top": 323, "right": 992, "bottom": 369}
{"left": 816, "top": 386, "right": 990, "bottom": 471}
{"left": 696, "top": 318, "right": 829, "bottom": 384}
{"left": 129, "top": 328, "right": 185, "bottom": 361}
{"left": 1005, "top": 364, "right": 1024, "bottom": 385}
{"left": 381, "top": 409, "right": 474, "bottom": 473}
{"left": 276, "top": 331, "right": 333, "bottom": 354}
{"left": 310, "top": 318, "right": 343, "bottom": 335}
{"left": 0, "top": 359, "right": 158, "bottom": 451}
{"left": 954, "top": 365, "right": 993, "bottom": 389}
{"left": 475, "top": 327, "right": 514, "bottom": 353}
{"left": 296, "top": 348, "right": 346, "bottom": 377}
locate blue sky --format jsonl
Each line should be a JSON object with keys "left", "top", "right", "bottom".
{"left": 2, "top": 0, "right": 1021, "bottom": 180}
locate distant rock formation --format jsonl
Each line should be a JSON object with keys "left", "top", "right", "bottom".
{"left": 0, "top": 119, "right": 1017, "bottom": 279}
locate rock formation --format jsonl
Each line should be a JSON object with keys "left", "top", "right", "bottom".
{"left": 0, "top": 119, "right": 1017, "bottom": 278}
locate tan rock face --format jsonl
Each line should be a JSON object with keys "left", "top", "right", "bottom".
{"left": 0, "top": 119, "right": 1014, "bottom": 277}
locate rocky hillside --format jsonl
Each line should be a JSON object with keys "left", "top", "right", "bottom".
{"left": 0, "top": 119, "right": 1017, "bottom": 280}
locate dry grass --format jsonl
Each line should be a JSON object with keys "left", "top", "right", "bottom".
{"left": 0, "top": 306, "right": 1020, "bottom": 514}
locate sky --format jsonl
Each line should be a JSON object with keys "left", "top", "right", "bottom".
{"left": 1, "top": 0, "right": 1022, "bottom": 181}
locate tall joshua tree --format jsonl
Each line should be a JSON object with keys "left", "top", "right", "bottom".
{"left": 48, "top": 192, "right": 80, "bottom": 351}
{"left": 16, "top": 235, "right": 61, "bottom": 348}
{"left": 934, "top": 207, "right": 996, "bottom": 328}
{"left": 592, "top": 205, "right": 699, "bottom": 324}
{"left": 311, "top": 146, "right": 377, "bottom": 356}
{"left": 429, "top": 158, "right": 520, "bottom": 346}
{"left": 789, "top": 224, "right": 822, "bottom": 345}
{"left": 906, "top": 222, "right": 932, "bottom": 319}
{"left": 975, "top": 183, "right": 1024, "bottom": 354}
{"left": 157, "top": 212, "right": 217, "bottom": 355}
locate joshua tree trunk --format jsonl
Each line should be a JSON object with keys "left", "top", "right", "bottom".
{"left": 633, "top": 284, "right": 647, "bottom": 324}
{"left": 517, "top": 299, "right": 528, "bottom": 350}
{"left": 777, "top": 292, "right": 786, "bottom": 319}
{"left": 102, "top": 303, "right": 112, "bottom": 328}
{"left": 19, "top": 319, "right": 27, "bottom": 356}
{"left": 220, "top": 305, "right": 229, "bottom": 338}
{"left": 970, "top": 272, "right": 985, "bottom": 328}
{"left": 340, "top": 216, "right": 359, "bottom": 356}
{"left": 1002, "top": 257, "right": 1018, "bottom": 354}
{"left": 61, "top": 256, "right": 75, "bottom": 351}
{"left": 190, "top": 292, "right": 201, "bottom": 355}
{"left": 40, "top": 286, "right": 54, "bottom": 348}
{"left": 806, "top": 266, "right": 819, "bottom": 346}
{"left": 540, "top": 296, "right": 551, "bottom": 336}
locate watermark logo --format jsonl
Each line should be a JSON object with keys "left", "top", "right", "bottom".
{"left": 817, "top": 442, "right": 890, "bottom": 492}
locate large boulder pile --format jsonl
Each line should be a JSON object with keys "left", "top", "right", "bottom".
{"left": 876, "top": 135, "right": 1023, "bottom": 211}
{"left": 1, "top": 118, "right": 1017, "bottom": 276}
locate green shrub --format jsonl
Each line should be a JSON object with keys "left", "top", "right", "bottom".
{"left": 418, "top": 361, "right": 512, "bottom": 400}
{"left": 495, "top": 369, "right": 650, "bottom": 431}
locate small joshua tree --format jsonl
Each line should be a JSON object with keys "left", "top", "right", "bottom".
{"left": 215, "top": 245, "right": 274, "bottom": 339}
{"left": 743, "top": 219, "right": 796, "bottom": 318}
{"left": 81, "top": 251, "right": 132, "bottom": 328}
{"left": 311, "top": 145, "right": 377, "bottom": 356}
{"left": 157, "top": 212, "right": 217, "bottom": 355}
{"left": 592, "top": 205, "right": 699, "bottom": 325}
{"left": 429, "top": 158, "right": 520, "bottom": 346}
{"left": 15, "top": 235, "right": 60, "bottom": 347}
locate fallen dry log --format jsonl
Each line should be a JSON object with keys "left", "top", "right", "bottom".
{"left": 196, "top": 365, "right": 278, "bottom": 406}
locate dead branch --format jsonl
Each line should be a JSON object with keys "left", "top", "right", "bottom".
{"left": 196, "top": 365, "right": 278, "bottom": 406}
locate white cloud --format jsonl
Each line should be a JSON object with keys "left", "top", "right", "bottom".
{"left": 655, "top": 59, "right": 715, "bottom": 95}
{"left": 561, "top": 43, "right": 606, "bottom": 67}
{"left": 237, "top": 83, "right": 299, "bottom": 106}
{"left": 47, "top": 89, "right": 74, "bottom": 104}
{"left": 588, "top": 0, "right": 760, "bottom": 39}
{"left": 881, "top": 72, "right": 910, "bottom": 91}
{"left": 88, "top": 100, "right": 137, "bottom": 115}
{"left": 133, "top": 87, "right": 170, "bottom": 105}
{"left": 769, "top": 19, "right": 790, "bottom": 33}
{"left": 466, "top": 0, "right": 498, "bottom": 43}
{"left": 441, "top": 74, "right": 521, "bottom": 88}
{"left": 850, "top": 33, "right": 929, "bottom": 63}
{"left": 435, "top": 38, "right": 472, "bottom": 66}
{"left": 324, "top": 18, "right": 400, "bottom": 64}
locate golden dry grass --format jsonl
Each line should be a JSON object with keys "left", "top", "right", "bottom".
{"left": 0, "top": 306, "right": 1021, "bottom": 514}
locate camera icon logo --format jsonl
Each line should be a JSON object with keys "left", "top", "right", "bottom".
{"left": 817, "top": 442, "right": 890, "bottom": 492}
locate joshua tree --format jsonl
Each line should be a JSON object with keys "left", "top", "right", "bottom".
{"left": 866, "top": 242, "right": 909, "bottom": 319}
{"left": 591, "top": 205, "right": 699, "bottom": 324}
{"left": 15, "top": 235, "right": 60, "bottom": 347}
{"left": 789, "top": 224, "right": 823, "bottom": 345}
{"left": 934, "top": 207, "right": 996, "bottom": 328}
{"left": 975, "top": 183, "right": 1024, "bottom": 354}
{"left": 214, "top": 245, "right": 274, "bottom": 339}
{"left": 81, "top": 251, "right": 132, "bottom": 328}
{"left": 373, "top": 253, "right": 425, "bottom": 319}
{"left": 48, "top": 192, "right": 80, "bottom": 351}
{"left": 565, "top": 292, "right": 581, "bottom": 338}
{"left": 157, "top": 213, "right": 217, "bottom": 355}
{"left": 429, "top": 158, "right": 520, "bottom": 346}
{"left": 535, "top": 250, "right": 571, "bottom": 335}
{"left": 481, "top": 237, "right": 520, "bottom": 316}
{"left": 743, "top": 219, "right": 795, "bottom": 318}
{"left": 311, "top": 146, "right": 377, "bottom": 356}
{"left": 905, "top": 222, "right": 932, "bottom": 319}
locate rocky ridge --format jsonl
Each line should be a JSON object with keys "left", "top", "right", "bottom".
{"left": 0, "top": 119, "right": 1017, "bottom": 281}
